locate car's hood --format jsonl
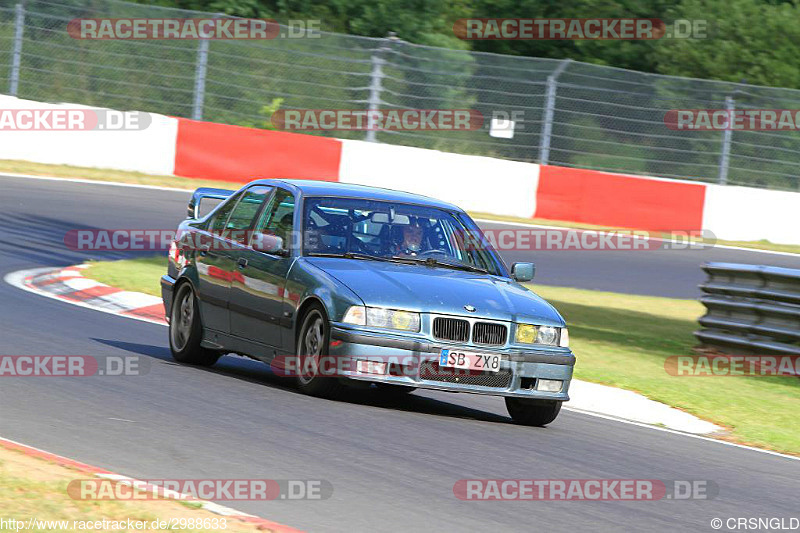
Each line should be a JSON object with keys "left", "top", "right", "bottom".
{"left": 305, "top": 257, "right": 564, "bottom": 325}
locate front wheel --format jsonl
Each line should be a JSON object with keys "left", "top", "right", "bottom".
{"left": 295, "top": 305, "right": 344, "bottom": 398}
{"left": 505, "top": 397, "right": 562, "bottom": 426}
{"left": 169, "top": 283, "right": 220, "bottom": 367}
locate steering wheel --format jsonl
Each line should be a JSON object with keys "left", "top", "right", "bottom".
{"left": 419, "top": 249, "right": 448, "bottom": 257}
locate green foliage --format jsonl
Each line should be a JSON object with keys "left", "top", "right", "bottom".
{"left": 239, "top": 97, "right": 285, "bottom": 129}
{"left": 653, "top": 0, "right": 800, "bottom": 87}
{"left": 128, "top": 0, "right": 800, "bottom": 91}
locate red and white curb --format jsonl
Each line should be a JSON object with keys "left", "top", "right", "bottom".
{"left": 0, "top": 436, "right": 304, "bottom": 532}
{"left": 4, "top": 264, "right": 167, "bottom": 326}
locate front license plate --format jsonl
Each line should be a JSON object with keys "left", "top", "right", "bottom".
{"left": 439, "top": 349, "right": 501, "bottom": 373}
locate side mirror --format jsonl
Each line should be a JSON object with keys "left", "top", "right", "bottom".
{"left": 187, "top": 188, "right": 234, "bottom": 219}
{"left": 511, "top": 262, "right": 535, "bottom": 282}
{"left": 252, "top": 233, "right": 289, "bottom": 256}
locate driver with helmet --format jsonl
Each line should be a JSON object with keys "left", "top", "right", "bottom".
{"left": 393, "top": 217, "right": 426, "bottom": 257}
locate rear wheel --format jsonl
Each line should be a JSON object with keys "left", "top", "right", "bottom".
{"left": 505, "top": 397, "right": 562, "bottom": 426}
{"left": 169, "top": 283, "right": 220, "bottom": 367}
{"left": 295, "top": 305, "right": 344, "bottom": 398}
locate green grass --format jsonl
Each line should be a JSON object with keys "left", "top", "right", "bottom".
{"left": 531, "top": 284, "right": 800, "bottom": 454}
{"left": 80, "top": 255, "right": 800, "bottom": 454}
{"left": 0, "top": 446, "right": 267, "bottom": 532}
{"left": 84, "top": 256, "right": 167, "bottom": 297}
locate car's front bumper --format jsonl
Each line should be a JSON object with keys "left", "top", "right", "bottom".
{"left": 329, "top": 325, "right": 574, "bottom": 400}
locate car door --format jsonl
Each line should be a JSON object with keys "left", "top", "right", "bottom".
{"left": 229, "top": 188, "right": 296, "bottom": 348}
{"left": 195, "top": 186, "right": 271, "bottom": 334}
{"left": 194, "top": 191, "right": 240, "bottom": 333}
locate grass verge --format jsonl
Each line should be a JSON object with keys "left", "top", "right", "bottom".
{"left": 0, "top": 445, "right": 276, "bottom": 532}
{"left": 532, "top": 284, "right": 799, "bottom": 454}
{"left": 81, "top": 256, "right": 800, "bottom": 454}
{"left": 84, "top": 256, "right": 166, "bottom": 297}
{"left": 0, "top": 159, "right": 237, "bottom": 191}
{"left": 3, "top": 158, "right": 799, "bottom": 255}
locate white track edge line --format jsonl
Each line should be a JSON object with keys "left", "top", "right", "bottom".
{"left": 5, "top": 265, "right": 800, "bottom": 461}
{"left": 561, "top": 406, "right": 800, "bottom": 462}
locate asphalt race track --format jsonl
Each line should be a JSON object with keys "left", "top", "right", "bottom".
{"left": 1, "top": 174, "right": 798, "bottom": 532}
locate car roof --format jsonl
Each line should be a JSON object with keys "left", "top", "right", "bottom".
{"left": 250, "top": 179, "right": 463, "bottom": 212}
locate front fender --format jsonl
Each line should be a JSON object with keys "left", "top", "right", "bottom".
{"left": 284, "top": 258, "right": 365, "bottom": 352}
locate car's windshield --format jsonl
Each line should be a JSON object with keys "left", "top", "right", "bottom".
{"left": 302, "top": 196, "right": 506, "bottom": 276}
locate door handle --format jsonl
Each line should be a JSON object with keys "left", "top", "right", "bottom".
{"left": 237, "top": 257, "right": 248, "bottom": 269}
{"left": 198, "top": 244, "right": 211, "bottom": 256}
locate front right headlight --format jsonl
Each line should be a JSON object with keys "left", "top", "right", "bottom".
{"left": 342, "top": 305, "right": 420, "bottom": 332}
{"left": 366, "top": 307, "right": 420, "bottom": 332}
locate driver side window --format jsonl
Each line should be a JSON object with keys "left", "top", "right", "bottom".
{"left": 252, "top": 189, "right": 296, "bottom": 251}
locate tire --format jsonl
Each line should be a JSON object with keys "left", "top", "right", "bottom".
{"left": 505, "top": 397, "right": 562, "bottom": 427}
{"left": 295, "top": 305, "right": 344, "bottom": 398}
{"left": 169, "top": 283, "right": 220, "bottom": 367}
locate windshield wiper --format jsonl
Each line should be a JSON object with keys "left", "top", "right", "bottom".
{"left": 391, "top": 256, "right": 488, "bottom": 274}
{"left": 307, "top": 252, "right": 401, "bottom": 263}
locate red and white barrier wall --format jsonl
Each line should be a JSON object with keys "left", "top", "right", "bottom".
{"left": 0, "top": 95, "right": 177, "bottom": 175}
{"left": 2, "top": 95, "right": 799, "bottom": 245}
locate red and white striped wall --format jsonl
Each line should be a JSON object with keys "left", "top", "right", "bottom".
{"left": 2, "top": 94, "right": 798, "bottom": 245}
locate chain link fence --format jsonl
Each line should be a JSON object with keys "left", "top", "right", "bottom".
{"left": 2, "top": 0, "right": 800, "bottom": 190}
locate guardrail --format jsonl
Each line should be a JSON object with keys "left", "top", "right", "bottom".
{"left": 695, "top": 262, "right": 800, "bottom": 354}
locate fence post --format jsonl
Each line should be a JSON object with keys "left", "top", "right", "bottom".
{"left": 538, "top": 59, "right": 571, "bottom": 166}
{"left": 192, "top": 15, "right": 219, "bottom": 121}
{"left": 717, "top": 96, "right": 734, "bottom": 185}
{"left": 365, "top": 33, "right": 395, "bottom": 142}
{"left": 9, "top": 3, "right": 25, "bottom": 96}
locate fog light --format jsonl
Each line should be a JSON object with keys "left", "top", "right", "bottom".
{"left": 536, "top": 379, "right": 563, "bottom": 392}
{"left": 356, "top": 360, "right": 387, "bottom": 375}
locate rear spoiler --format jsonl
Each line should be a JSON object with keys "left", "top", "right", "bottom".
{"left": 187, "top": 187, "right": 235, "bottom": 219}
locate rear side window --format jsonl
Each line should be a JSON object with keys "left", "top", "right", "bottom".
{"left": 208, "top": 191, "right": 242, "bottom": 234}
{"left": 211, "top": 186, "right": 272, "bottom": 243}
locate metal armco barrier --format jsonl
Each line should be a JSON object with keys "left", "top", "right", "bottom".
{"left": 696, "top": 262, "right": 800, "bottom": 354}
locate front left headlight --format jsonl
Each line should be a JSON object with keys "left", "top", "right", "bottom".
{"left": 515, "top": 324, "right": 564, "bottom": 346}
{"left": 535, "top": 325, "right": 559, "bottom": 345}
